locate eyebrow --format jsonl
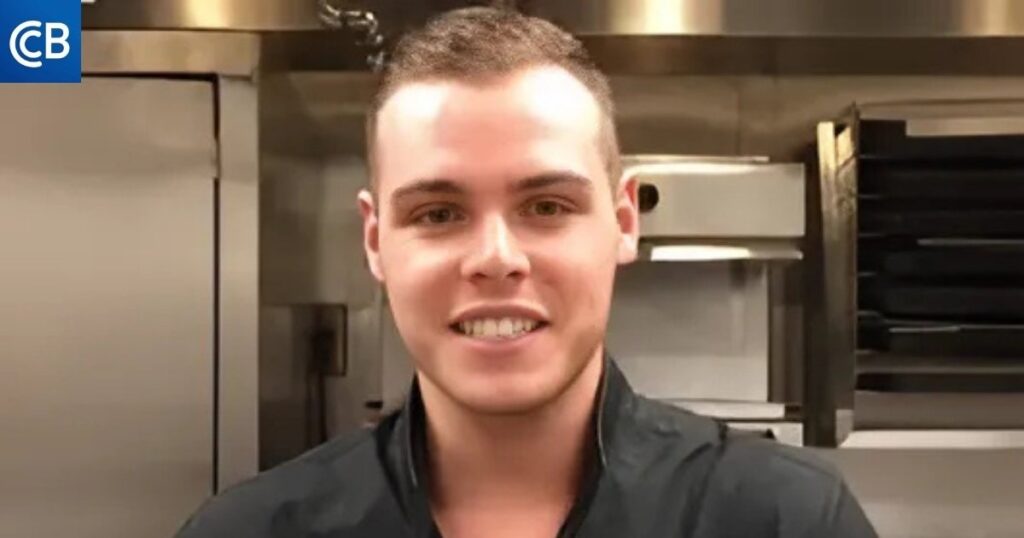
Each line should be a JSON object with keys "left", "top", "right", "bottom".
{"left": 390, "top": 179, "right": 465, "bottom": 206}
{"left": 388, "top": 172, "right": 593, "bottom": 207}
{"left": 512, "top": 172, "right": 594, "bottom": 193}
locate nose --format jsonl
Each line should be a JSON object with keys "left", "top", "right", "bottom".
{"left": 460, "top": 214, "right": 530, "bottom": 283}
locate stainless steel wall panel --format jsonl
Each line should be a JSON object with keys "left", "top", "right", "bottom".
{"left": 740, "top": 76, "right": 1024, "bottom": 161}
{"left": 83, "top": 31, "right": 259, "bottom": 76}
{"left": 217, "top": 76, "right": 261, "bottom": 490}
{"left": 257, "top": 71, "right": 390, "bottom": 442}
{"left": 259, "top": 72, "right": 377, "bottom": 307}
{"left": 611, "top": 76, "right": 742, "bottom": 156}
{"left": 259, "top": 306, "right": 318, "bottom": 467}
{"left": 607, "top": 262, "right": 770, "bottom": 402}
{"left": 0, "top": 78, "right": 216, "bottom": 537}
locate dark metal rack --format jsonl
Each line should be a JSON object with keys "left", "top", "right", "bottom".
{"left": 807, "top": 112, "right": 1024, "bottom": 446}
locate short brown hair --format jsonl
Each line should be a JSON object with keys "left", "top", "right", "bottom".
{"left": 366, "top": 7, "right": 620, "bottom": 186}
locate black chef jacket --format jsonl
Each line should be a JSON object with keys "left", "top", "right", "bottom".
{"left": 177, "top": 357, "right": 877, "bottom": 538}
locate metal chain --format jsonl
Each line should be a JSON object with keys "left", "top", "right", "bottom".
{"left": 317, "top": 0, "right": 386, "bottom": 71}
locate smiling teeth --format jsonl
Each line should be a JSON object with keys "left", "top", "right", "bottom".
{"left": 459, "top": 317, "right": 539, "bottom": 339}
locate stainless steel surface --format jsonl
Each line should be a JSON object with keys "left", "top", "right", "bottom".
{"left": 854, "top": 391, "right": 1024, "bottom": 430}
{"left": 626, "top": 159, "right": 805, "bottom": 239}
{"left": 607, "top": 261, "right": 770, "bottom": 402}
{"left": 533, "top": 0, "right": 1024, "bottom": 37}
{"left": 818, "top": 448, "right": 1024, "bottom": 538}
{"left": 262, "top": 33, "right": 1024, "bottom": 75}
{"left": 842, "top": 430, "right": 1024, "bottom": 449}
{"left": 329, "top": 298, "right": 391, "bottom": 432}
{"left": 612, "top": 77, "right": 742, "bottom": 155}
{"left": 742, "top": 77, "right": 1024, "bottom": 161}
{"left": 259, "top": 307, "right": 319, "bottom": 468}
{"left": 769, "top": 263, "right": 804, "bottom": 406}
{"left": 80, "top": 0, "right": 1024, "bottom": 38}
{"left": 217, "top": 76, "right": 261, "bottom": 490}
{"left": 583, "top": 36, "right": 1024, "bottom": 76}
{"left": 82, "top": 0, "right": 322, "bottom": 30}
{"left": 81, "top": 0, "right": 440, "bottom": 36}
{"left": 259, "top": 72, "right": 377, "bottom": 308}
{"left": 0, "top": 78, "right": 216, "bottom": 537}
{"left": 612, "top": 154, "right": 802, "bottom": 417}
{"left": 609, "top": 75, "right": 1024, "bottom": 162}
{"left": 629, "top": 75, "right": 1024, "bottom": 162}
{"left": 72, "top": 1, "right": 1024, "bottom": 77}
{"left": 906, "top": 116, "right": 1024, "bottom": 138}
{"left": 256, "top": 71, "right": 391, "bottom": 444}
{"left": 83, "top": 31, "right": 259, "bottom": 76}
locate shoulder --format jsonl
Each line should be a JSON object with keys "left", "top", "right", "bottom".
{"left": 624, "top": 395, "right": 725, "bottom": 448}
{"left": 620, "top": 396, "right": 875, "bottom": 536}
{"left": 715, "top": 435, "right": 847, "bottom": 505}
{"left": 625, "top": 395, "right": 845, "bottom": 495}
{"left": 707, "top": 432, "right": 876, "bottom": 536}
{"left": 174, "top": 429, "right": 383, "bottom": 537}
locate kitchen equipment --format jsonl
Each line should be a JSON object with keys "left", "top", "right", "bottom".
{"left": 810, "top": 103, "right": 1024, "bottom": 446}
{"left": 607, "top": 156, "right": 806, "bottom": 444}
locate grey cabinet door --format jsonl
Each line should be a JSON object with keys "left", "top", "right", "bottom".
{"left": 0, "top": 78, "right": 216, "bottom": 537}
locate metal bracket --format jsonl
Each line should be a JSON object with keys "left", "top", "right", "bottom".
{"left": 317, "top": 1, "right": 386, "bottom": 70}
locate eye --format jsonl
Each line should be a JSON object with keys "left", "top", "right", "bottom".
{"left": 523, "top": 199, "right": 571, "bottom": 218}
{"left": 413, "top": 205, "right": 465, "bottom": 226}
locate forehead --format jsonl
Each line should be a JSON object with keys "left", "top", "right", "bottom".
{"left": 373, "top": 66, "right": 605, "bottom": 196}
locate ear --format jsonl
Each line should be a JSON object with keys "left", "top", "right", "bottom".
{"left": 358, "top": 189, "right": 385, "bottom": 283}
{"left": 614, "top": 175, "right": 640, "bottom": 265}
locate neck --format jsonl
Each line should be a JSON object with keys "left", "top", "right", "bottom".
{"left": 419, "top": 348, "right": 605, "bottom": 516}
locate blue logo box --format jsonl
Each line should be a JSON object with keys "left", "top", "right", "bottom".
{"left": 0, "top": 0, "right": 81, "bottom": 83}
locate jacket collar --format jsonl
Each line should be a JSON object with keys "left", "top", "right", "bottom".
{"left": 383, "top": 355, "right": 633, "bottom": 534}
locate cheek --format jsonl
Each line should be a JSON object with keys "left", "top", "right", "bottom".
{"left": 531, "top": 223, "right": 620, "bottom": 312}
{"left": 379, "top": 235, "right": 456, "bottom": 304}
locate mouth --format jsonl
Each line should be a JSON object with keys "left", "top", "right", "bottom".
{"left": 449, "top": 317, "right": 550, "bottom": 340}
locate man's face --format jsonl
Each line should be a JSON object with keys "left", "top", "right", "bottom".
{"left": 360, "top": 66, "right": 638, "bottom": 414}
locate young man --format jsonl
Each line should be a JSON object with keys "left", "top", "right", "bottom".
{"left": 178, "top": 7, "right": 877, "bottom": 538}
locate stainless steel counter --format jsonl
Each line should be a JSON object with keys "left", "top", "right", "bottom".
{"left": 818, "top": 447, "right": 1024, "bottom": 538}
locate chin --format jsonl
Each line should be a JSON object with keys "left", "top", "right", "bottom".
{"left": 416, "top": 334, "right": 604, "bottom": 415}
{"left": 442, "top": 358, "right": 593, "bottom": 418}
{"left": 452, "top": 381, "right": 557, "bottom": 416}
